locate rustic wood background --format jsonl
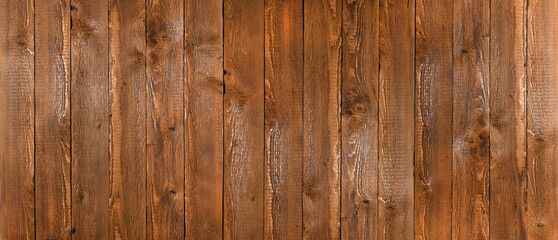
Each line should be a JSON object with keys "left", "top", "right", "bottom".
{"left": 1, "top": 0, "right": 557, "bottom": 239}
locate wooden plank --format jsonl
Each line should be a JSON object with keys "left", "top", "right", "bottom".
{"left": 452, "top": 0, "right": 490, "bottom": 239}
{"left": 377, "top": 0, "right": 414, "bottom": 239}
{"left": 70, "top": 0, "right": 110, "bottom": 239}
{"left": 340, "top": 0, "right": 379, "bottom": 239}
{"left": 109, "top": 0, "right": 147, "bottom": 239}
{"left": 184, "top": 0, "right": 223, "bottom": 239}
{"left": 146, "top": 0, "right": 184, "bottom": 238}
{"left": 0, "top": 0, "right": 34, "bottom": 238}
{"left": 527, "top": 0, "right": 558, "bottom": 239}
{"left": 489, "top": 0, "right": 527, "bottom": 239}
{"left": 35, "top": 0, "right": 71, "bottom": 239}
{"left": 264, "top": 0, "right": 303, "bottom": 238}
{"left": 414, "top": 0, "right": 452, "bottom": 239}
{"left": 223, "top": 0, "right": 265, "bottom": 238}
{"left": 303, "top": 0, "right": 341, "bottom": 239}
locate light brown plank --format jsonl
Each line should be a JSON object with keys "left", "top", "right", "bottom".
{"left": 414, "top": 0, "right": 452, "bottom": 239}
{"left": 223, "top": 0, "right": 265, "bottom": 238}
{"left": 184, "top": 0, "right": 223, "bottom": 239}
{"left": 378, "top": 0, "right": 414, "bottom": 239}
{"left": 264, "top": 0, "right": 304, "bottom": 238}
{"left": 340, "top": 0, "right": 379, "bottom": 239}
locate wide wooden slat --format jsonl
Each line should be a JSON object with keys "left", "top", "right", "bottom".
{"left": 489, "top": 0, "right": 527, "bottom": 239}
{"left": 184, "top": 0, "right": 223, "bottom": 238}
{"left": 223, "top": 0, "right": 265, "bottom": 238}
{"left": 109, "top": 0, "right": 147, "bottom": 239}
{"left": 527, "top": 0, "right": 558, "bottom": 238}
{"left": 340, "top": 0, "right": 379, "bottom": 239}
{"left": 378, "top": 0, "right": 414, "bottom": 239}
{"left": 264, "top": 0, "right": 304, "bottom": 239}
{"left": 0, "top": 0, "right": 34, "bottom": 239}
{"left": 414, "top": 0, "right": 452, "bottom": 239}
{"left": 146, "top": 0, "right": 185, "bottom": 238}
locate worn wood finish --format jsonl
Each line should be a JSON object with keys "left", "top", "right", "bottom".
{"left": 414, "top": 0, "right": 452, "bottom": 239}
{"left": 264, "top": 0, "right": 304, "bottom": 239}
{"left": 185, "top": 0, "right": 223, "bottom": 239}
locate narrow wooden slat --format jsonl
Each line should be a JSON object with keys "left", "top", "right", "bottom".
{"left": 264, "top": 0, "right": 303, "bottom": 238}
{"left": 414, "top": 0, "right": 452, "bottom": 239}
{"left": 378, "top": 0, "right": 414, "bottom": 238}
{"left": 223, "top": 0, "right": 265, "bottom": 238}
{"left": 303, "top": 0, "right": 341, "bottom": 239}
{"left": 0, "top": 0, "right": 34, "bottom": 238}
{"left": 489, "top": 0, "right": 527, "bottom": 239}
{"left": 35, "top": 0, "right": 71, "bottom": 238}
{"left": 108, "top": 0, "right": 147, "bottom": 239}
{"left": 452, "top": 0, "right": 490, "bottom": 239}
{"left": 340, "top": 0, "right": 379, "bottom": 239}
{"left": 527, "top": 0, "right": 558, "bottom": 238}
{"left": 184, "top": 0, "right": 223, "bottom": 238}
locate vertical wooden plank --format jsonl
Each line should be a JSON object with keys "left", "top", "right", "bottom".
{"left": 490, "top": 0, "right": 527, "bottom": 239}
{"left": 340, "top": 0, "right": 379, "bottom": 239}
{"left": 527, "top": 0, "right": 558, "bottom": 239}
{"left": 378, "top": 0, "right": 414, "bottom": 239}
{"left": 184, "top": 0, "right": 223, "bottom": 239}
{"left": 109, "top": 0, "right": 146, "bottom": 239}
{"left": 414, "top": 0, "right": 453, "bottom": 239}
{"left": 452, "top": 0, "right": 490, "bottom": 239}
{"left": 0, "top": 0, "right": 34, "bottom": 238}
{"left": 70, "top": 0, "right": 109, "bottom": 239}
{"left": 264, "top": 0, "right": 303, "bottom": 239}
{"left": 303, "top": 0, "right": 341, "bottom": 239}
{"left": 223, "top": 0, "right": 265, "bottom": 238}
{"left": 146, "top": 0, "right": 184, "bottom": 238}
{"left": 35, "top": 0, "right": 71, "bottom": 238}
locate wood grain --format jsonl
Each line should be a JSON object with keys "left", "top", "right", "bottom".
{"left": 414, "top": 0, "right": 452, "bottom": 239}
{"left": 340, "top": 0, "right": 379, "bottom": 239}
{"left": 70, "top": 0, "right": 109, "bottom": 239}
{"left": 452, "top": 0, "right": 490, "bottom": 239}
{"left": 378, "top": 0, "right": 414, "bottom": 239}
{"left": 489, "top": 0, "right": 527, "bottom": 239}
{"left": 264, "top": 0, "right": 304, "bottom": 239}
{"left": 303, "top": 0, "right": 341, "bottom": 239}
{"left": 527, "top": 0, "right": 558, "bottom": 238}
{"left": 223, "top": 0, "right": 265, "bottom": 238}
{"left": 0, "top": 0, "right": 35, "bottom": 239}
{"left": 109, "top": 0, "right": 147, "bottom": 239}
{"left": 185, "top": 0, "right": 223, "bottom": 239}
{"left": 146, "top": 0, "right": 185, "bottom": 238}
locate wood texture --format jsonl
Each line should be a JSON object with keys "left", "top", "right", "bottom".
{"left": 264, "top": 0, "right": 304, "bottom": 239}
{"left": 70, "top": 0, "right": 109, "bottom": 239}
{"left": 414, "top": 0, "right": 452, "bottom": 239}
{"left": 223, "top": 0, "right": 265, "bottom": 239}
{"left": 185, "top": 0, "right": 223, "bottom": 239}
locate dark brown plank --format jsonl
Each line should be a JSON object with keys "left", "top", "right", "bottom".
{"left": 340, "top": 0, "right": 379, "bottom": 239}
{"left": 414, "top": 0, "right": 452, "bottom": 239}
{"left": 264, "top": 0, "right": 303, "bottom": 239}
{"left": 109, "top": 0, "right": 147, "bottom": 239}
{"left": 0, "top": 0, "right": 34, "bottom": 238}
{"left": 35, "top": 0, "right": 71, "bottom": 239}
{"left": 303, "top": 0, "right": 341, "bottom": 239}
{"left": 146, "top": 0, "right": 184, "bottom": 239}
{"left": 377, "top": 0, "right": 414, "bottom": 239}
{"left": 489, "top": 0, "right": 527, "bottom": 239}
{"left": 70, "top": 0, "right": 109, "bottom": 239}
{"left": 527, "top": 0, "right": 558, "bottom": 238}
{"left": 452, "top": 0, "right": 490, "bottom": 239}
{"left": 223, "top": 0, "right": 265, "bottom": 238}
{"left": 184, "top": 0, "right": 223, "bottom": 239}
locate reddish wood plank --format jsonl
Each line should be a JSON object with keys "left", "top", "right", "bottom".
{"left": 184, "top": 0, "right": 223, "bottom": 239}
{"left": 223, "top": 0, "right": 265, "bottom": 238}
